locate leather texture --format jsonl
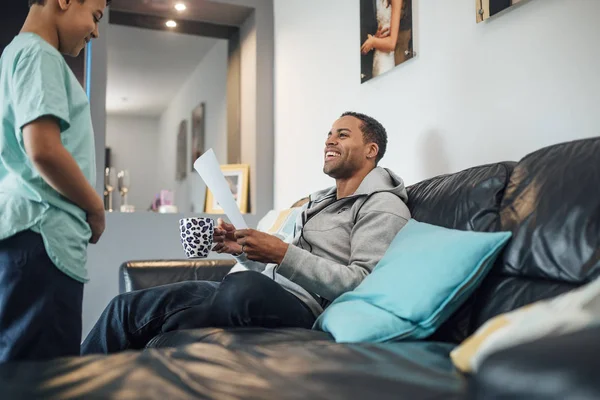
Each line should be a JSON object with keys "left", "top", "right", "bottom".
{"left": 497, "top": 137, "right": 600, "bottom": 282}
{"left": 470, "top": 275, "right": 577, "bottom": 329}
{"left": 406, "top": 162, "right": 515, "bottom": 232}
{"left": 472, "top": 137, "right": 600, "bottom": 328}
{"left": 0, "top": 341, "right": 463, "bottom": 400}
{"left": 119, "top": 259, "right": 236, "bottom": 293}
{"left": 147, "top": 327, "right": 333, "bottom": 349}
{"left": 470, "top": 325, "right": 600, "bottom": 400}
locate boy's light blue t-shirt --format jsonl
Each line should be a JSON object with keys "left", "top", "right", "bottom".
{"left": 0, "top": 33, "right": 96, "bottom": 282}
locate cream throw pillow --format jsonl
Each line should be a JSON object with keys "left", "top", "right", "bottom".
{"left": 451, "top": 278, "right": 600, "bottom": 373}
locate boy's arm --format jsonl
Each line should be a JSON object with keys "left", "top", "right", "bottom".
{"left": 23, "top": 116, "right": 105, "bottom": 243}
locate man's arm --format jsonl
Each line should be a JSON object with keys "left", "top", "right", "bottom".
{"left": 23, "top": 117, "right": 105, "bottom": 243}
{"left": 233, "top": 195, "right": 409, "bottom": 301}
{"left": 276, "top": 208, "right": 408, "bottom": 301}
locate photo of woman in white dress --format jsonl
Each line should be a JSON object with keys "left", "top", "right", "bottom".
{"left": 360, "top": 0, "right": 413, "bottom": 83}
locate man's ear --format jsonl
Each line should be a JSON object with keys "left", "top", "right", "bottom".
{"left": 366, "top": 143, "right": 379, "bottom": 160}
{"left": 57, "top": 0, "right": 72, "bottom": 11}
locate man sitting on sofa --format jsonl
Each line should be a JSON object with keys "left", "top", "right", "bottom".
{"left": 82, "top": 112, "right": 411, "bottom": 354}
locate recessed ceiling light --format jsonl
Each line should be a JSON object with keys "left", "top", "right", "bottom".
{"left": 166, "top": 20, "right": 177, "bottom": 28}
{"left": 174, "top": 3, "right": 186, "bottom": 12}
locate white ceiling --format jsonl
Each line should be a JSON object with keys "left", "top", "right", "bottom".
{"left": 106, "top": 24, "right": 222, "bottom": 117}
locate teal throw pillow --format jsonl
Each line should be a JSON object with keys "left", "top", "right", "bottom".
{"left": 314, "top": 219, "right": 512, "bottom": 343}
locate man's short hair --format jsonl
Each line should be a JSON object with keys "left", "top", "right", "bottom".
{"left": 341, "top": 111, "right": 388, "bottom": 163}
{"left": 29, "top": 0, "right": 112, "bottom": 6}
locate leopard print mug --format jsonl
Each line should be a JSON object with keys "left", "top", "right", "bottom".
{"left": 179, "top": 217, "right": 215, "bottom": 258}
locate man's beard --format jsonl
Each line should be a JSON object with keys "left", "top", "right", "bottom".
{"left": 323, "top": 159, "right": 357, "bottom": 179}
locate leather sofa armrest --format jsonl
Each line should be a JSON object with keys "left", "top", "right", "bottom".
{"left": 469, "top": 325, "right": 600, "bottom": 399}
{"left": 119, "top": 259, "right": 237, "bottom": 293}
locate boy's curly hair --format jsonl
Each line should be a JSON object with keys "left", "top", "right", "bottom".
{"left": 29, "top": 0, "right": 112, "bottom": 6}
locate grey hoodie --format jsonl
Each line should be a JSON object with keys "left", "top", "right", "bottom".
{"left": 231, "top": 167, "right": 411, "bottom": 316}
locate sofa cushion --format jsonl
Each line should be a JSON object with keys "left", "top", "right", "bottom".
{"left": 496, "top": 137, "right": 600, "bottom": 282}
{"left": 406, "top": 162, "right": 515, "bottom": 232}
{"left": 147, "top": 327, "right": 333, "bottom": 349}
{"left": 314, "top": 220, "right": 511, "bottom": 343}
{"left": 0, "top": 341, "right": 464, "bottom": 400}
{"left": 473, "top": 137, "right": 600, "bottom": 329}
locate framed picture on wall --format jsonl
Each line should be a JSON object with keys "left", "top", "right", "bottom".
{"left": 175, "top": 120, "right": 188, "bottom": 181}
{"left": 191, "top": 103, "right": 206, "bottom": 171}
{"left": 360, "top": 0, "right": 414, "bottom": 83}
{"left": 476, "top": 0, "right": 527, "bottom": 23}
{"left": 205, "top": 164, "right": 250, "bottom": 214}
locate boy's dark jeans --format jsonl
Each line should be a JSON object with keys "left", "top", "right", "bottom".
{"left": 82, "top": 271, "right": 316, "bottom": 354}
{"left": 0, "top": 230, "right": 83, "bottom": 362}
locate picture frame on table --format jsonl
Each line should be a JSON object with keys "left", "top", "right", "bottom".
{"left": 205, "top": 164, "right": 250, "bottom": 214}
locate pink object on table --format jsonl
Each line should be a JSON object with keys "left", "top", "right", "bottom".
{"left": 160, "top": 190, "right": 174, "bottom": 206}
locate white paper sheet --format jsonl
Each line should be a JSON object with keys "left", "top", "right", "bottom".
{"left": 193, "top": 149, "right": 248, "bottom": 229}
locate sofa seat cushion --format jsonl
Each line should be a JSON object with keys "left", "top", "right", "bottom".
{"left": 0, "top": 341, "right": 464, "bottom": 400}
{"left": 147, "top": 327, "right": 333, "bottom": 349}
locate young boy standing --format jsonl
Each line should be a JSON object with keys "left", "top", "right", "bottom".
{"left": 0, "top": 0, "right": 109, "bottom": 362}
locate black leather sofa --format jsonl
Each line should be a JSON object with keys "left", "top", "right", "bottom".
{"left": 0, "top": 137, "right": 598, "bottom": 399}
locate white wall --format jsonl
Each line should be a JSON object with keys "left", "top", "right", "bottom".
{"left": 157, "top": 39, "right": 229, "bottom": 213}
{"left": 216, "top": 0, "right": 275, "bottom": 217}
{"left": 273, "top": 0, "right": 600, "bottom": 208}
{"left": 106, "top": 115, "right": 159, "bottom": 211}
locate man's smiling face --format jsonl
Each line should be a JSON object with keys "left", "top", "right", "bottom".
{"left": 323, "top": 116, "right": 371, "bottom": 179}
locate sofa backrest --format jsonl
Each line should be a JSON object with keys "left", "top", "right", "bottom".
{"left": 407, "top": 162, "right": 516, "bottom": 232}
{"left": 470, "top": 137, "right": 600, "bottom": 331}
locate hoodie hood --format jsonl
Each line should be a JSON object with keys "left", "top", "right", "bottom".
{"left": 310, "top": 167, "right": 408, "bottom": 203}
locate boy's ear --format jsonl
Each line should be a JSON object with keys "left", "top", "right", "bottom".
{"left": 57, "top": 0, "right": 72, "bottom": 11}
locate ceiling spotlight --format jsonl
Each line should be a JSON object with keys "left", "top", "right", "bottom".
{"left": 166, "top": 20, "right": 177, "bottom": 28}
{"left": 174, "top": 3, "right": 187, "bottom": 12}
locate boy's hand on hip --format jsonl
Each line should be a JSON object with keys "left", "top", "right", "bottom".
{"left": 87, "top": 207, "right": 105, "bottom": 244}
{"left": 235, "top": 229, "right": 289, "bottom": 264}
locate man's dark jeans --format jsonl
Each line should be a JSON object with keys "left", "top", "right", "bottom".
{"left": 82, "top": 271, "right": 316, "bottom": 354}
{"left": 0, "top": 230, "right": 83, "bottom": 362}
